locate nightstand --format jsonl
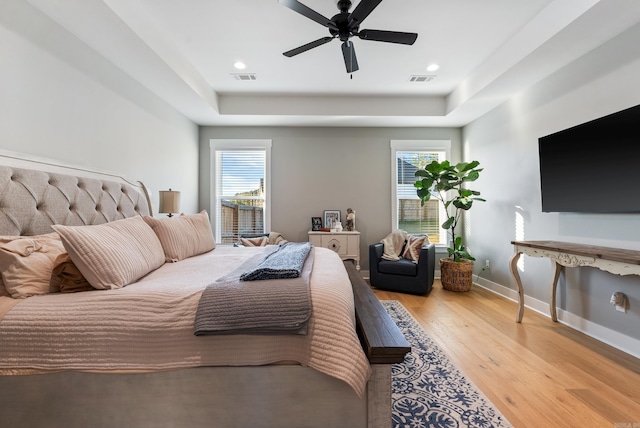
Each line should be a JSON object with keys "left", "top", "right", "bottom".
{"left": 308, "top": 230, "right": 360, "bottom": 270}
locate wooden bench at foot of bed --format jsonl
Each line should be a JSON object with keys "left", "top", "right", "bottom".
{"left": 344, "top": 260, "right": 411, "bottom": 364}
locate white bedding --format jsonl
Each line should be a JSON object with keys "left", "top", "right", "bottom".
{"left": 0, "top": 246, "right": 371, "bottom": 396}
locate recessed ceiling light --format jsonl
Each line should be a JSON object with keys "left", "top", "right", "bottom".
{"left": 426, "top": 64, "right": 440, "bottom": 72}
{"left": 233, "top": 61, "right": 246, "bottom": 70}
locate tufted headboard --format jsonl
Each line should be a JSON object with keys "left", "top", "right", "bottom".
{"left": 0, "top": 152, "right": 152, "bottom": 236}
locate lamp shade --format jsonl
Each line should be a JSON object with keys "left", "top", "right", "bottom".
{"left": 159, "top": 189, "right": 180, "bottom": 217}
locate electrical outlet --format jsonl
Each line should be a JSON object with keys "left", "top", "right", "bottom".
{"left": 610, "top": 292, "right": 629, "bottom": 313}
{"left": 484, "top": 259, "right": 490, "bottom": 269}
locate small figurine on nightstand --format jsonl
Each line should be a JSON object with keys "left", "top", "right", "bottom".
{"left": 345, "top": 208, "right": 356, "bottom": 231}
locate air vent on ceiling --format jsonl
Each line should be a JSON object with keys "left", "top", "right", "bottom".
{"left": 232, "top": 73, "right": 257, "bottom": 81}
{"left": 409, "top": 75, "right": 436, "bottom": 83}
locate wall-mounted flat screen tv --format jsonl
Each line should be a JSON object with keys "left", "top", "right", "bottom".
{"left": 538, "top": 104, "right": 640, "bottom": 213}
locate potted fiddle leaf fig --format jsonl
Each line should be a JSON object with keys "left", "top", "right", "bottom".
{"left": 414, "top": 160, "right": 485, "bottom": 291}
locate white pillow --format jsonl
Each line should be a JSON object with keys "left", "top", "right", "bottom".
{"left": 143, "top": 210, "right": 215, "bottom": 262}
{"left": 53, "top": 216, "right": 165, "bottom": 290}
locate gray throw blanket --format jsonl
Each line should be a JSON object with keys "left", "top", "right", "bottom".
{"left": 240, "top": 241, "right": 312, "bottom": 281}
{"left": 194, "top": 244, "right": 314, "bottom": 336}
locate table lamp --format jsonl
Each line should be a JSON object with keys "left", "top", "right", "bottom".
{"left": 159, "top": 189, "right": 180, "bottom": 217}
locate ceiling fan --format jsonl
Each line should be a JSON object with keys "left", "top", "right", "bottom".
{"left": 279, "top": 0, "right": 418, "bottom": 73}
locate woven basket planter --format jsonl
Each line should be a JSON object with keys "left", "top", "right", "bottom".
{"left": 439, "top": 258, "right": 474, "bottom": 292}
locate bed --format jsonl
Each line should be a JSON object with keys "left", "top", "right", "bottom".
{"left": 0, "top": 151, "right": 409, "bottom": 428}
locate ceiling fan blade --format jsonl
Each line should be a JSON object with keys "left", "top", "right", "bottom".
{"left": 348, "top": 0, "right": 383, "bottom": 28}
{"left": 283, "top": 36, "right": 335, "bottom": 57}
{"left": 278, "top": 0, "right": 337, "bottom": 30}
{"left": 358, "top": 29, "right": 418, "bottom": 45}
{"left": 341, "top": 41, "right": 359, "bottom": 73}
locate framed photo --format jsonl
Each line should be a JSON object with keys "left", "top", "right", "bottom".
{"left": 311, "top": 217, "right": 322, "bottom": 231}
{"left": 323, "top": 210, "right": 340, "bottom": 228}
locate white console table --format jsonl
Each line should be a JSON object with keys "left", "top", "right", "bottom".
{"left": 510, "top": 240, "right": 640, "bottom": 323}
{"left": 309, "top": 230, "right": 360, "bottom": 271}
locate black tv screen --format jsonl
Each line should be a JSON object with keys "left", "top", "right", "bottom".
{"left": 538, "top": 104, "right": 640, "bottom": 213}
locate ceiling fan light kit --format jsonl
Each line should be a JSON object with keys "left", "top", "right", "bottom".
{"left": 279, "top": 0, "right": 418, "bottom": 73}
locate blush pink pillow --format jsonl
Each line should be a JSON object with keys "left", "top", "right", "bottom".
{"left": 53, "top": 216, "right": 165, "bottom": 290}
{"left": 0, "top": 233, "right": 65, "bottom": 298}
{"left": 143, "top": 211, "right": 215, "bottom": 262}
{"left": 240, "top": 236, "right": 268, "bottom": 247}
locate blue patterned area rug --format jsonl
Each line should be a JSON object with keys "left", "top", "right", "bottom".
{"left": 383, "top": 300, "right": 513, "bottom": 428}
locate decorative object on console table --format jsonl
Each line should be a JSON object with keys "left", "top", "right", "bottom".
{"left": 309, "top": 230, "right": 360, "bottom": 271}
{"left": 323, "top": 210, "right": 340, "bottom": 229}
{"left": 414, "top": 160, "right": 485, "bottom": 292}
{"left": 311, "top": 217, "right": 322, "bottom": 231}
{"left": 159, "top": 189, "right": 181, "bottom": 217}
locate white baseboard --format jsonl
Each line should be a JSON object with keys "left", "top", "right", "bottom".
{"left": 474, "top": 275, "right": 640, "bottom": 359}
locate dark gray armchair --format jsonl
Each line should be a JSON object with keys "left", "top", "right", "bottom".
{"left": 369, "top": 242, "right": 435, "bottom": 295}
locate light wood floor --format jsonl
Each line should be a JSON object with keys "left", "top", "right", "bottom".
{"left": 373, "top": 281, "right": 640, "bottom": 428}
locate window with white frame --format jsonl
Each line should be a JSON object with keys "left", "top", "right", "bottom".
{"left": 391, "top": 140, "right": 450, "bottom": 245}
{"left": 210, "top": 140, "right": 271, "bottom": 244}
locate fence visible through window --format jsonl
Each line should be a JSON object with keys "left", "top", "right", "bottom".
{"left": 398, "top": 199, "right": 441, "bottom": 244}
{"left": 220, "top": 200, "right": 264, "bottom": 244}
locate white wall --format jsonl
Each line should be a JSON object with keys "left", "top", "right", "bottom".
{"left": 464, "top": 23, "right": 640, "bottom": 353}
{"left": 0, "top": 1, "right": 199, "bottom": 214}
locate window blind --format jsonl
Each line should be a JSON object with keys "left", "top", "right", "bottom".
{"left": 215, "top": 150, "right": 266, "bottom": 244}
{"left": 396, "top": 150, "right": 446, "bottom": 244}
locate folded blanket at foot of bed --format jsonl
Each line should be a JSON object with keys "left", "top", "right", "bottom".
{"left": 194, "top": 245, "right": 314, "bottom": 336}
{"left": 240, "top": 242, "right": 312, "bottom": 281}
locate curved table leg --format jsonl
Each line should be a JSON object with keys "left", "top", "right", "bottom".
{"left": 509, "top": 250, "right": 525, "bottom": 323}
{"left": 550, "top": 261, "right": 563, "bottom": 322}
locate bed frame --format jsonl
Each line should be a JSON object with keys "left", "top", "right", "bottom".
{"left": 0, "top": 151, "right": 410, "bottom": 428}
